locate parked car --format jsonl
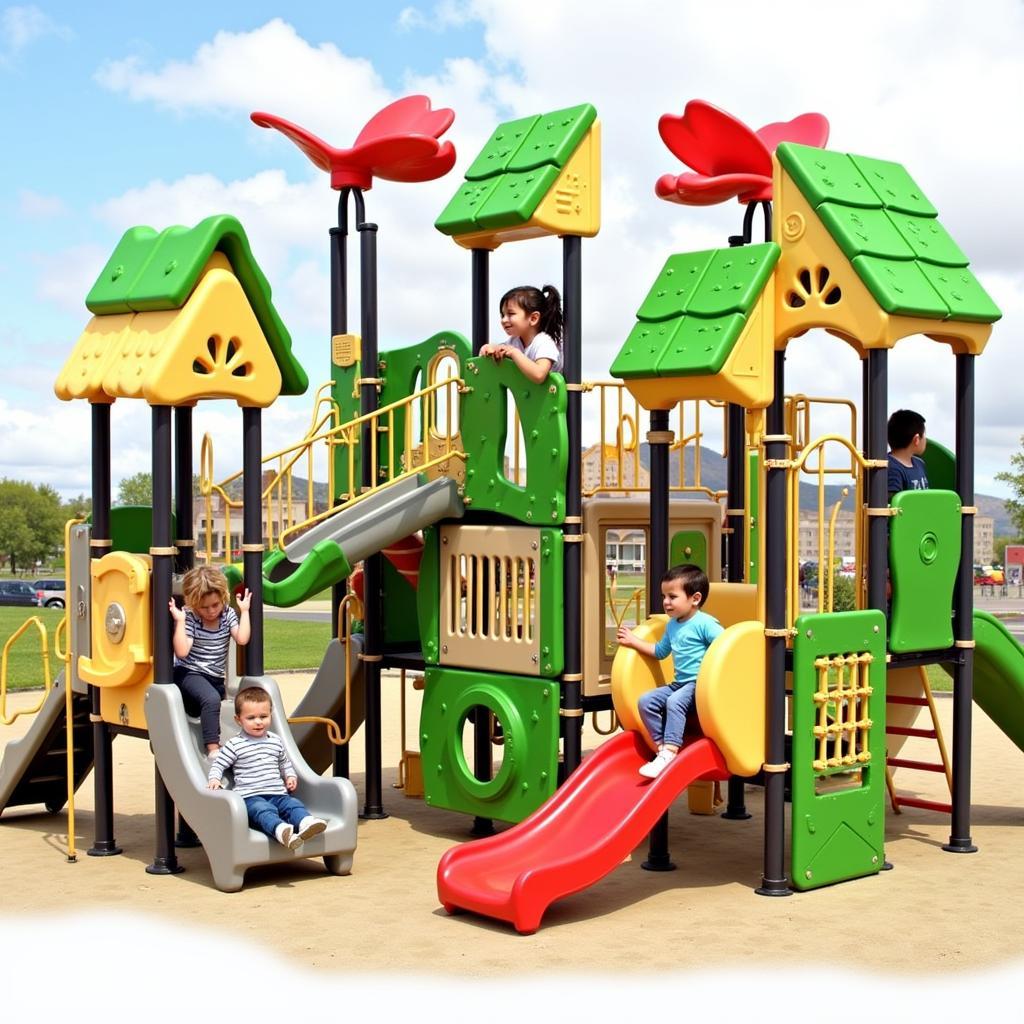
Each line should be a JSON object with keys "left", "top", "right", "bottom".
{"left": 32, "top": 578, "right": 66, "bottom": 608}
{"left": 0, "top": 580, "right": 43, "bottom": 607}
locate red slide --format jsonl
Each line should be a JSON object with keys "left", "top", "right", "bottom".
{"left": 437, "top": 731, "right": 730, "bottom": 933}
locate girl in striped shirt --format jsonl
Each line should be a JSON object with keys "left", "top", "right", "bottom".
{"left": 169, "top": 566, "right": 251, "bottom": 757}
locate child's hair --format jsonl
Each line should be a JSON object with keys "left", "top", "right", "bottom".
{"left": 499, "top": 284, "right": 563, "bottom": 346}
{"left": 888, "top": 409, "right": 926, "bottom": 450}
{"left": 662, "top": 563, "right": 711, "bottom": 606}
{"left": 181, "top": 565, "right": 230, "bottom": 612}
{"left": 235, "top": 686, "right": 272, "bottom": 715}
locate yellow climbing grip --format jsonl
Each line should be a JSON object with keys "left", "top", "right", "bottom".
{"left": 78, "top": 551, "right": 154, "bottom": 689}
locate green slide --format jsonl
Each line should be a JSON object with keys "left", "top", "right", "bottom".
{"left": 941, "top": 611, "right": 1024, "bottom": 755}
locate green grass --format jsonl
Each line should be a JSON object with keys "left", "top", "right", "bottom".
{"left": 0, "top": 607, "right": 335, "bottom": 692}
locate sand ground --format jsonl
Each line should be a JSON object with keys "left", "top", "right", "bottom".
{"left": 1, "top": 672, "right": 1022, "bottom": 978}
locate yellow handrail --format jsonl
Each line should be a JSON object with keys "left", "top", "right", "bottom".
{"left": 61, "top": 516, "right": 83, "bottom": 862}
{"left": 1, "top": 617, "right": 52, "bottom": 725}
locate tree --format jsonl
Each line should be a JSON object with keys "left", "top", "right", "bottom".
{"left": 996, "top": 444, "right": 1024, "bottom": 537}
{"left": 62, "top": 493, "right": 92, "bottom": 521}
{"left": 0, "top": 479, "right": 64, "bottom": 573}
{"left": 117, "top": 471, "right": 153, "bottom": 506}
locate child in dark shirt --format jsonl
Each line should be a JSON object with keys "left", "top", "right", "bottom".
{"left": 887, "top": 408, "right": 929, "bottom": 496}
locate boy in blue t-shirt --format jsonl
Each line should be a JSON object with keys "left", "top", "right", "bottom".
{"left": 616, "top": 564, "right": 724, "bottom": 778}
{"left": 887, "top": 408, "right": 929, "bottom": 496}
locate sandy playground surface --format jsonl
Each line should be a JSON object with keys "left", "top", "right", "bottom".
{"left": 1, "top": 671, "right": 1023, "bottom": 984}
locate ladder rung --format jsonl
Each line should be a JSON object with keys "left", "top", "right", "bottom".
{"left": 887, "top": 757, "right": 946, "bottom": 773}
{"left": 886, "top": 695, "right": 928, "bottom": 706}
{"left": 27, "top": 774, "right": 64, "bottom": 784}
{"left": 894, "top": 796, "right": 952, "bottom": 814}
{"left": 886, "top": 726, "right": 937, "bottom": 738}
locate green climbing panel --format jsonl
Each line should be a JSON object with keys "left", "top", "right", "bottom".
{"left": 791, "top": 610, "right": 886, "bottom": 892}
{"left": 460, "top": 354, "right": 567, "bottom": 525}
{"left": 889, "top": 489, "right": 961, "bottom": 653}
{"left": 670, "top": 529, "right": 707, "bottom": 572}
{"left": 419, "top": 667, "right": 560, "bottom": 823}
{"left": 417, "top": 524, "right": 441, "bottom": 665}
{"left": 748, "top": 449, "right": 760, "bottom": 584}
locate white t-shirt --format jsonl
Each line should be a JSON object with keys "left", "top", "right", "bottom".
{"left": 508, "top": 331, "right": 562, "bottom": 374}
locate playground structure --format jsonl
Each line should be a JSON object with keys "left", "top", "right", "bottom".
{"left": 0, "top": 95, "right": 1019, "bottom": 929}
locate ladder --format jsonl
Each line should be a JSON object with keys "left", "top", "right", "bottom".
{"left": 884, "top": 667, "right": 953, "bottom": 814}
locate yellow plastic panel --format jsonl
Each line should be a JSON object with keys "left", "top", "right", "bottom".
{"left": 610, "top": 615, "right": 672, "bottom": 751}
{"left": 99, "top": 678, "right": 150, "bottom": 732}
{"left": 703, "top": 583, "right": 759, "bottom": 629}
{"left": 694, "top": 620, "right": 765, "bottom": 776}
{"left": 54, "top": 313, "right": 133, "bottom": 402}
{"left": 773, "top": 161, "right": 992, "bottom": 355}
{"left": 78, "top": 551, "right": 154, "bottom": 689}
{"left": 452, "top": 123, "right": 601, "bottom": 250}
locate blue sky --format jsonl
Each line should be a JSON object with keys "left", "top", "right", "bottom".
{"left": 1, "top": 1, "right": 1022, "bottom": 507}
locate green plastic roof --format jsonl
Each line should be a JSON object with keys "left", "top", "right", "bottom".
{"left": 778, "top": 143, "right": 1000, "bottom": 324}
{"left": 435, "top": 103, "right": 596, "bottom": 236}
{"left": 84, "top": 214, "right": 308, "bottom": 395}
{"left": 611, "top": 243, "right": 779, "bottom": 380}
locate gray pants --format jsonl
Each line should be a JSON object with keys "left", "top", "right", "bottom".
{"left": 173, "top": 665, "right": 225, "bottom": 745}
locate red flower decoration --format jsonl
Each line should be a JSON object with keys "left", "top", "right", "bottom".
{"left": 251, "top": 95, "right": 456, "bottom": 191}
{"left": 655, "top": 100, "right": 829, "bottom": 206}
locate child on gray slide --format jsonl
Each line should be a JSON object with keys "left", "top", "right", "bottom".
{"left": 208, "top": 686, "right": 327, "bottom": 850}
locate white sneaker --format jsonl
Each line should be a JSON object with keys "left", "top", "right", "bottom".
{"left": 639, "top": 748, "right": 677, "bottom": 779}
{"left": 297, "top": 816, "right": 327, "bottom": 842}
{"left": 275, "top": 823, "right": 303, "bottom": 850}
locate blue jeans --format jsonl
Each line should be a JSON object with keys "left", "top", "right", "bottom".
{"left": 243, "top": 793, "right": 311, "bottom": 839}
{"left": 173, "top": 665, "right": 225, "bottom": 746}
{"left": 638, "top": 680, "right": 697, "bottom": 749}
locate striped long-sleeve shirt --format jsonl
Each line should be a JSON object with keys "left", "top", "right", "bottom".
{"left": 208, "top": 731, "right": 296, "bottom": 797}
{"left": 175, "top": 606, "right": 238, "bottom": 678}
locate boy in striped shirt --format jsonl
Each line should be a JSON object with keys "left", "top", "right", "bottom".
{"left": 208, "top": 686, "right": 327, "bottom": 849}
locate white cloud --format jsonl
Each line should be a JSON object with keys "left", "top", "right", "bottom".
{"left": 0, "top": 4, "right": 70, "bottom": 61}
{"left": 397, "top": 1, "right": 475, "bottom": 33}
{"left": 16, "top": 188, "right": 66, "bottom": 219}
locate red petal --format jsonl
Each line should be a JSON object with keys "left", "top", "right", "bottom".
{"left": 656, "top": 171, "right": 773, "bottom": 206}
{"left": 375, "top": 142, "right": 457, "bottom": 183}
{"left": 354, "top": 95, "right": 455, "bottom": 146}
{"left": 250, "top": 111, "right": 345, "bottom": 174}
{"left": 658, "top": 100, "right": 771, "bottom": 177}
{"left": 755, "top": 112, "right": 830, "bottom": 153}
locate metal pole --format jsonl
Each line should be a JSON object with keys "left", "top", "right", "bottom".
{"left": 642, "top": 408, "right": 675, "bottom": 872}
{"left": 147, "top": 405, "right": 182, "bottom": 875}
{"left": 723, "top": 402, "right": 751, "bottom": 820}
{"left": 358, "top": 198, "right": 387, "bottom": 820}
{"left": 242, "top": 408, "right": 264, "bottom": 675}
{"left": 562, "top": 235, "right": 584, "bottom": 778}
{"left": 87, "top": 402, "right": 120, "bottom": 857}
{"left": 945, "top": 354, "right": 978, "bottom": 854}
{"left": 331, "top": 190, "right": 351, "bottom": 782}
{"left": 866, "top": 351, "right": 888, "bottom": 613}
{"left": 757, "top": 351, "right": 790, "bottom": 896}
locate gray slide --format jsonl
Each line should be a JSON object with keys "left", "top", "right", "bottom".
{"left": 283, "top": 474, "right": 463, "bottom": 566}
{"left": 0, "top": 672, "right": 94, "bottom": 816}
{"left": 288, "top": 636, "right": 366, "bottom": 775}
{"left": 146, "top": 676, "right": 357, "bottom": 893}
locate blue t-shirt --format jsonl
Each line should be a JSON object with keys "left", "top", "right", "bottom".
{"left": 653, "top": 610, "right": 724, "bottom": 685}
{"left": 888, "top": 454, "right": 929, "bottom": 496}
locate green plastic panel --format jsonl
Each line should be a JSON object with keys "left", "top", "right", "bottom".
{"left": 747, "top": 450, "right": 760, "bottom": 584}
{"left": 917, "top": 263, "right": 1003, "bottom": 323}
{"left": 635, "top": 250, "right": 714, "bottom": 322}
{"left": 474, "top": 165, "right": 561, "bottom": 231}
{"left": 889, "top": 489, "right": 961, "bottom": 653}
{"left": 460, "top": 356, "right": 567, "bottom": 525}
{"left": 887, "top": 211, "right": 967, "bottom": 267}
{"left": 670, "top": 529, "right": 707, "bottom": 572}
{"left": 791, "top": 610, "right": 886, "bottom": 891}
{"left": 97, "top": 506, "right": 177, "bottom": 555}
{"left": 84, "top": 215, "right": 307, "bottom": 395}
{"left": 850, "top": 255, "right": 947, "bottom": 318}
{"left": 419, "top": 667, "right": 560, "bottom": 823}
{"left": 920, "top": 437, "right": 956, "bottom": 492}
{"left": 848, "top": 154, "right": 938, "bottom": 216}
{"left": 434, "top": 179, "right": 501, "bottom": 236}
{"left": 686, "top": 244, "right": 780, "bottom": 317}
{"left": 506, "top": 103, "right": 596, "bottom": 173}
{"left": 381, "top": 556, "right": 420, "bottom": 646}
{"left": 777, "top": 143, "right": 879, "bottom": 209}
{"left": 537, "top": 527, "right": 565, "bottom": 678}
{"left": 609, "top": 318, "right": 678, "bottom": 379}
{"left": 417, "top": 525, "right": 441, "bottom": 665}
{"left": 816, "top": 204, "right": 916, "bottom": 262}
{"left": 656, "top": 313, "right": 746, "bottom": 377}
{"left": 463, "top": 115, "right": 540, "bottom": 180}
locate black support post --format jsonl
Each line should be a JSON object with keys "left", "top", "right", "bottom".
{"left": 722, "top": 402, "right": 751, "bottom": 820}
{"left": 87, "top": 402, "right": 120, "bottom": 857}
{"left": 242, "top": 408, "right": 264, "bottom": 676}
{"left": 945, "top": 354, "right": 978, "bottom": 854}
{"left": 642, "top": 408, "right": 676, "bottom": 873}
{"left": 358, "top": 204, "right": 387, "bottom": 821}
{"left": 562, "top": 235, "right": 584, "bottom": 779}
{"left": 866, "top": 351, "right": 889, "bottom": 613}
{"left": 757, "top": 352, "right": 790, "bottom": 896}
{"left": 147, "top": 405, "right": 182, "bottom": 875}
